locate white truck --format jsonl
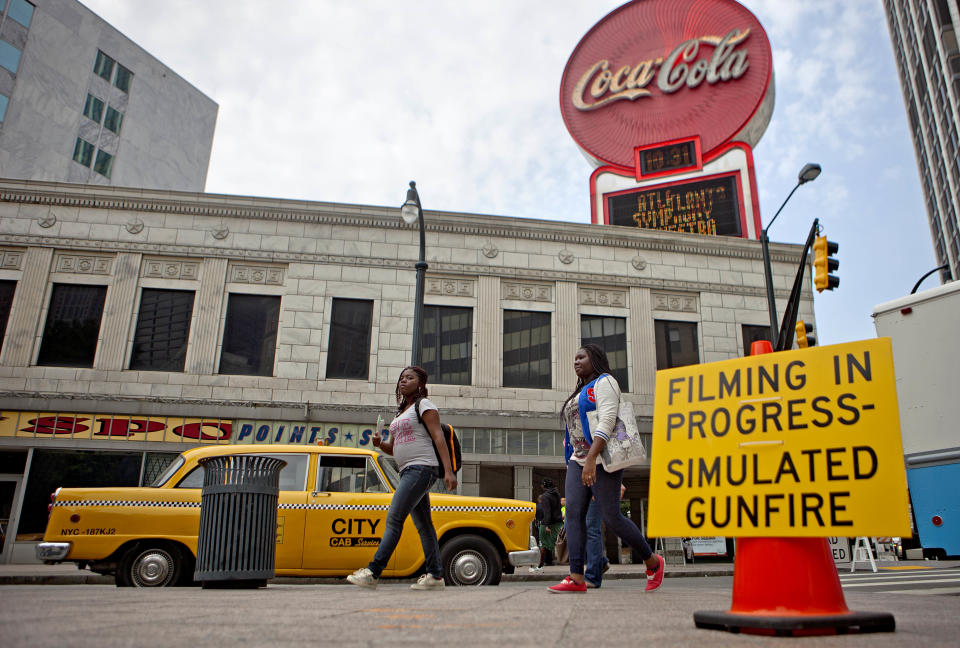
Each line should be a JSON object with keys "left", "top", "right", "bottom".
{"left": 872, "top": 280, "right": 960, "bottom": 558}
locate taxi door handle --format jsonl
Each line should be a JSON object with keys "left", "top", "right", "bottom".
{"left": 310, "top": 491, "right": 332, "bottom": 497}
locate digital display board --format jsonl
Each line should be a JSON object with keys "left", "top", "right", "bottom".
{"left": 607, "top": 174, "right": 742, "bottom": 236}
{"left": 637, "top": 140, "right": 699, "bottom": 176}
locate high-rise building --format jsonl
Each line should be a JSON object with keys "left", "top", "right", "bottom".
{"left": 0, "top": 0, "right": 217, "bottom": 191}
{"left": 883, "top": 0, "right": 960, "bottom": 282}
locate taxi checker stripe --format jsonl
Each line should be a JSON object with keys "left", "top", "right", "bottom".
{"left": 53, "top": 500, "right": 197, "bottom": 508}
{"left": 53, "top": 500, "right": 531, "bottom": 513}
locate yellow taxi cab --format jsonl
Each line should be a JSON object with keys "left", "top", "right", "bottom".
{"left": 36, "top": 444, "right": 539, "bottom": 587}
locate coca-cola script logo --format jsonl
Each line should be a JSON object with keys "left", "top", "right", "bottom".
{"left": 560, "top": 0, "right": 772, "bottom": 169}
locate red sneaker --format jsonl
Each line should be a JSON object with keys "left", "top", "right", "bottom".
{"left": 645, "top": 554, "right": 665, "bottom": 592}
{"left": 548, "top": 576, "right": 587, "bottom": 593}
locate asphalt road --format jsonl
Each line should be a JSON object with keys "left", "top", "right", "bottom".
{"left": 2, "top": 571, "right": 958, "bottom": 648}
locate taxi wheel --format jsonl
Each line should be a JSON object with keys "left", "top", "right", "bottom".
{"left": 116, "top": 544, "right": 185, "bottom": 588}
{"left": 440, "top": 535, "right": 502, "bottom": 586}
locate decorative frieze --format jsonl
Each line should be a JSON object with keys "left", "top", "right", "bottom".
{"left": 53, "top": 253, "right": 112, "bottom": 275}
{"left": 228, "top": 263, "right": 285, "bottom": 285}
{"left": 0, "top": 249, "right": 24, "bottom": 270}
{"left": 502, "top": 281, "right": 552, "bottom": 303}
{"left": 142, "top": 259, "right": 200, "bottom": 281}
{"left": 580, "top": 287, "right": 627, "bottom": 308}
{"left": 652, "top": 291, "right": 698, "bottom": 313}
{"left": 426, "top": 277, "right": 474, "bottom": 298}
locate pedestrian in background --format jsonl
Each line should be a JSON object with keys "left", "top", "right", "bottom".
{"left": 347, "top": 366, "right": 457, "bottom": 591}
{"left": 549, "top": 344, "right": 664, "bottom": 593}
{"left": 531, "top": 478, "right": 562, "bottom": 573}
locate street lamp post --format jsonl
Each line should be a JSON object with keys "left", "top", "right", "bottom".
{"left": 760, "top": 163, "right": 822, "bottom": 343}
{"left": 400, "top": 180, "right": 428, "bottom": 367}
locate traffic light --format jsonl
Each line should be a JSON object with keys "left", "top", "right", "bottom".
{"left": 813, "top": 235, "right": 839, "bottom": 292}
{"left": 796, "top": 320, "right": 815, "bottom": 348}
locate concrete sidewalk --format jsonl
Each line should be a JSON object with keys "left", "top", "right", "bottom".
{"left": 0, "top": 560, "right": 733, "bottom": 586}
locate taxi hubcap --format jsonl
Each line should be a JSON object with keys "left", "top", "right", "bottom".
{"left": 132, "top": 549, "right": 174, "bottom": 587}
{"left": 450, "top": 550, "right": 487, "bottom": 585}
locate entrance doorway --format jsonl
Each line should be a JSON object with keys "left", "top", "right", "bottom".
{"left": 0, "top": 476, "right": 22, "bottom": 562}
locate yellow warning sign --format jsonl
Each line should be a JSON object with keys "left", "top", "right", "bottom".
{"left": 648, "top": 338, "right": 910, "bottom": 537}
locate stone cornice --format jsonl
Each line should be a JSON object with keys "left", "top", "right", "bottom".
{"left": 0, "top": 180, "right": 806, "bottom": 263}
{"left": 0, "top": 233, "right": 805, "bottom": 299}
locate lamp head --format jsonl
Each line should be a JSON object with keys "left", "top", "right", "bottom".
{"left": 798, "top": 163, "right": 822, "bottom": 185}
{"left": 400, "top": 180, "right": 420, "bottom": 225}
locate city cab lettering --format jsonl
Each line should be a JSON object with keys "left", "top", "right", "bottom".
{"left": 331, "top": 518, "right": 381, "bottom": 535}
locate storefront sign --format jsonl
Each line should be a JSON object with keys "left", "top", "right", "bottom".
{"left": 647, "top": 339, "right": 911, "bottom": 537}
{"left": 0, "top": 412, "right": 231, "bottom": 443}
{"left": 232, "top": 420, "right": 388, "bottom": 447}
{"left": 560, "top": 0, "right": 773, "bottom": 170}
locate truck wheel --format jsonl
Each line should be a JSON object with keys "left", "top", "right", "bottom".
{"left": 440, "top": 534, "right": 502, "bottom": 586}
{"left": 116, "top": 544, "right": 184, "bottom": 588}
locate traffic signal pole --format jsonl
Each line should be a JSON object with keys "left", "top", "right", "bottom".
{"left": 775, "top": 218, "right": 820, "bottom": 351}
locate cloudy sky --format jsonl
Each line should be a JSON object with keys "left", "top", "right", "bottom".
{"left": 81, "top": 0, "right": 938, "bottom": 346}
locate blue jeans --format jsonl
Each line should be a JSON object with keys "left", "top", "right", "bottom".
{"left": 367, "top": 464, "right": 442, "bottom": 579}
{"left": 564, "top": 461, "right": 652, "bottom": 576}
{"left": 584, "top": 498, "right": 608, "bottom": 586}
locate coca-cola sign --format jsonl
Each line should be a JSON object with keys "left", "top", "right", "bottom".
{"left": 560, "top": 0, "right": 773, "bottom": 170}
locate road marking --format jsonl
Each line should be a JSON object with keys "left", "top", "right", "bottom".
{"left": 878, "top": 587, "right": 960, "bottom": 595}
{"left": 842, "top": 577, "right": 960, "bottom": 587}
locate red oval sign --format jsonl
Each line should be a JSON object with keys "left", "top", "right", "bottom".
{"left": 560, "top": 0, "right": 773, "bottom": 169}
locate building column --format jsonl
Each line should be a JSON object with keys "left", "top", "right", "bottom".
{"left": 475, "top": 275, "right": 500, "bottom": 388}
{"left": 96, "top": 252, "right": 141, "bottom": 370}
{"left": 555, "top": 281, "right": 579, "bottom": 389}
{"left": 0, "top": 247, "right": 53, "bottom": 366}
{"left": 185, "top": 257, "right": 228, "bottom": 374}
{"left": 460, "top": 463, "right": 480, "bottom": 497}
{"left": 629, "top": 286, "right": 656, "bottom": 395}
{"left": 513, "top": 465, "right": 532, "bottom": 502}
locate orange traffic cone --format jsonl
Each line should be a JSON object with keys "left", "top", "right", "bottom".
{"left": 692, "top": 340, "right": 895, "bottom": 636}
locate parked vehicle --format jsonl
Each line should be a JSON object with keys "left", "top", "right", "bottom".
{"left": 37, "top": 444, "right": 538, "bottom": 586}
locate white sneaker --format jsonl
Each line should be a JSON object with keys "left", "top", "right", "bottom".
{"left": 410, "top": 573, "right": 445, "bottom": 590}
{"left": 528, "top": 566, "right": 543, "bottom": 574}
{"left": 347, "top": 567, "right": 378, "bottom": 589}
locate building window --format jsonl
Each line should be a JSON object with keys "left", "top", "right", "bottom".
{"left": 0, "top": 93, "right": 8, "bottom": 122}
{"left": 0, "top": 40, "right": 22, "bottom": 74}
{"left": 93, "top": 149, "right": 113, "bottom": 178}
{"left": 103, "top": 106, "right": 123, "bottom": 134}
{"left": 37, "top": 284, "right": 107, "bottom": 368}
{"left": 742, "top": 324, "right": 772, "bottom": 358}
{"left": 503, "top": 310, "right": 551, "bottom": 389}
{"left": 72, "top": 138, "right": 94, "bottom": 167}
{"left": 129, "top": 288, "right": 195, "bottom": 372}
{"left": 82, "top": 94, "right": 104, "bottom": 123}
{"left": 7, "top": 0, "right": 35, "bottom": 28}
{"left": 581, "top": 314, "right": 629, "bottom": 391}
{"left": 0, "top": 280, "right": 16, "bottom": 350}
{"left": 218, "top": 294, "right": 281, "bottom": 376}
{"left": 93, "top": 50, "right": 115, "bottom": 81}
{"left": 114, "top": 63, "right": 133, "bottom": 92}
{"left": 326, "top": 298, "right": 373, "bottom": 380}
{"left": 421, "top": 305, "right": 472, "bottom": 385}
{"left": 654, "top": 320, "right": 699, "bottom": 369}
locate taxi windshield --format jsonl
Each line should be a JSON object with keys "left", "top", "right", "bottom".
{"left": 150, "top": 455, "right": 185, "bottom": 487}
{"left": 377, "top": 455, "right": 400, "bottom": 489}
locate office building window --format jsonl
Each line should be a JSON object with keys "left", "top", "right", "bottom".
{"left": 326, "top": 298, "right": 373, "bottom": 380}
{"left": 37, "top": 284, "right": 107, "bottom": 367}
{"left": 503, "top": 310, "right": 551, "bottom": 389}
{"left": 72, "top": 138, "right": 94, "bottom": 167}
{"left": 422, "top": 305, "right": 472, "bottom": 385}
{"left": 581, "top": 314, "right": 629, "bottom": 391}
{"left": 0, "top": 40, "right": 22, "bottom": 74}
{"left": 0, "top": 93, "right": 8, "bottom": 122}
{"left": 654, "top": 320, "right": 699, "bottom": 369}
{"left": 0, "top": 280, "right": 15, "bottom": 349}
{"left": 218, "top": 294, "right": 280, "bottom": 376}
{"left": 114, "top": 63, "right": 133, "bottom": 92}
{"left": 93, "top": 150, "right": 113, "bottom": 178}
{"left": 129, "top": 289, "right": 195, "bottom": 372}
{"left": 82, "top": 94, "right": 104, "bottom": 123}
{"left": 93, "top": 50, "right": 114, "bottom": 81}
{"left": 741, "top": 324, "right": 772, "bottom": 358}
{"left": 7, "top": 0, "right": 35, "bottom": 28}
{"left": 103, "top": 106, "right": 123, "bottom": 134}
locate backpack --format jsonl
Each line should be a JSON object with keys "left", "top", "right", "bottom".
{"left": 414, "top": 398, "right": 462, "bottom": 478}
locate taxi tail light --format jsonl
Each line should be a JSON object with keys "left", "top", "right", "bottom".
{"left": 47, "top": 487, "right": 61, "bottom": 518}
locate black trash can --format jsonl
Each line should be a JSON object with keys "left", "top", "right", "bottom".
{"left": 194, "top": 454, "right": 286, "bottom": 589}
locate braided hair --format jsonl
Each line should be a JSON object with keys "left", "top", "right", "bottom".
{"left": 395, "top": 365, "right": 429, "bottom": 415}
{"left": 560, "top": 343, "right": 613, "bottom": 420}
